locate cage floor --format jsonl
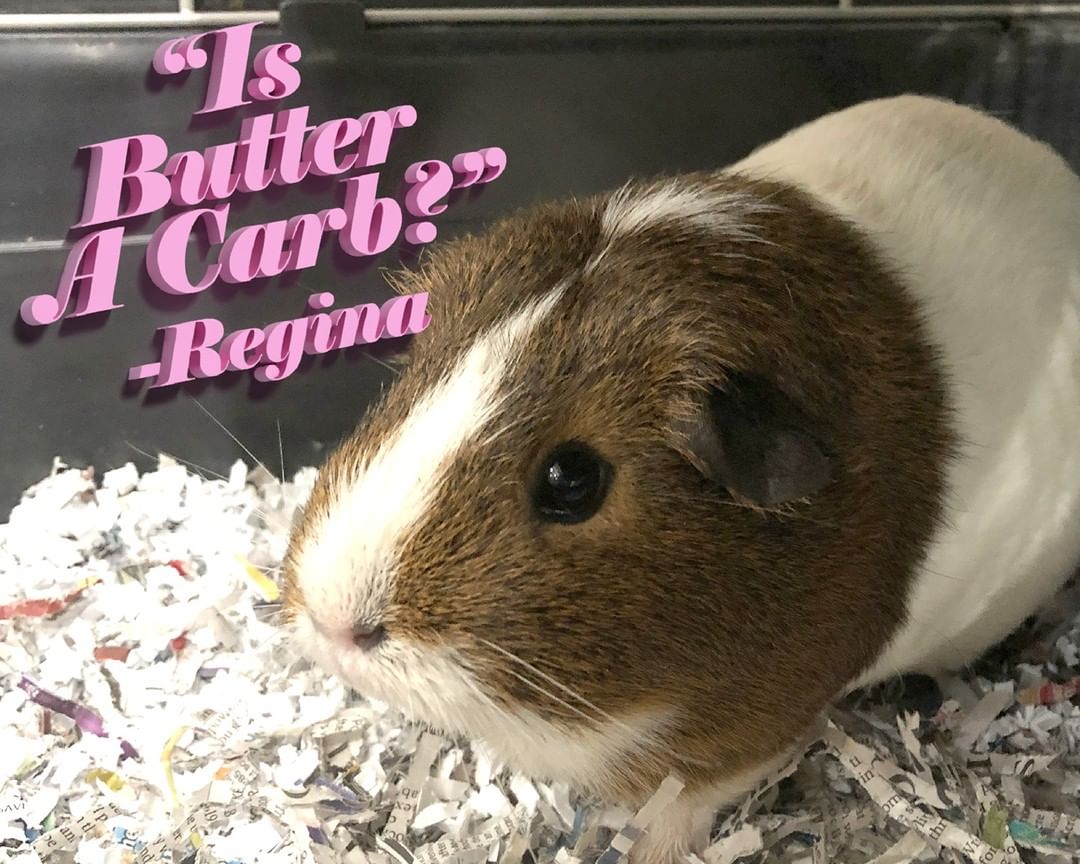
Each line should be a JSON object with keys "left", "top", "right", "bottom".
{"left": 1, "top": 457, "right": 1078, "bottom": 864}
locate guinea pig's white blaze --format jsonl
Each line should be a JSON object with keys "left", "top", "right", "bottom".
{"left": 293, "top": 285, "right": 566, "bottom": 642}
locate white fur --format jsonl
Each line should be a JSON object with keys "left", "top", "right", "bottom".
{"left": 292, "top": 612, "right": 678, "bottom": 790}
{"left": 294, "top": 286, "right": 566, "bottom": 640}
{"left": 731, "top": 95, "right": 1080, "bottom": 683}
{"left": 589, "top": 178, "right": 779, "bottom": 273}
{"left": 601, "top": 179, "right": 769, "bottom": 239}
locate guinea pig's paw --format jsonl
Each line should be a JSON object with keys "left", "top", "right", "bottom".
{"left": 628, "top": 798, "right": 710, "bottom": 864}
{"left": 627, "top": 830, "right": 688, "bottom": 864}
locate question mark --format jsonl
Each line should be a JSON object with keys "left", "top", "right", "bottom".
{"left": 403, "top": 159, "right": 455, "bottom": 244}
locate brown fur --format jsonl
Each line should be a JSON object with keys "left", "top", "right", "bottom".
{"left": 283, "top": 172, "right": 954, "bottom": 807}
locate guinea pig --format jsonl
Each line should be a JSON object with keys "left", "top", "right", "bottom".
{"left": 282, "top": 94, "right": 1080, "bottom": 864}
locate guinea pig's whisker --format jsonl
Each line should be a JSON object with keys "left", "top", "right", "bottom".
{"left": 477, "top": 637, "right": 713, "bottom": 770}
{"left": 921, "top": 564, "right": 964, "bottom": 583}
{"left": 363, "top": 350, "right": 401, "bottom": 377}
{"left": 124, "top": 441, "right": 280, "bottom": 530}
{"left": 125, "top": 440, "right": 227, "bottom": 482}
{"left": 452, "top": 634, "right": 606, "bottom": 728}
{"left": 276, "top": 418, "right": 286, "bottom": 486}
{"left": 435, "top": 637, "right": 537, "bottom": 730}
{"left": 488, "top": 660, "right": 606, "bottom": 725}
{"left": 478, "top": 639, "right": 616, "bottom": 724}
{"left": 192, "top": 396, "right": 275, "bottom": 480}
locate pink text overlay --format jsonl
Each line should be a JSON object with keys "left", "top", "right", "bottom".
{"left": 18, "top": 22, "right": 506, "bottom": 388}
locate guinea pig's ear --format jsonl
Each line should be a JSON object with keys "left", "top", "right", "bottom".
{"left": 677, "top": 371, "right": 833, "bottom": 506}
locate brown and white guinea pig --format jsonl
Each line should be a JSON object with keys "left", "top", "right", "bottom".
{"left": 283, "top": 94, "right": 1080, "bottom": 863}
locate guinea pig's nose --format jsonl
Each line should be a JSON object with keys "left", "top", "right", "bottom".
{"left": 351, "top": 622, "right": 387, "bottom": 651}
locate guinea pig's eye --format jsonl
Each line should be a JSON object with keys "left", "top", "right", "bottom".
{"left": 532, "top": 441, "right": 612, "bottom": 524}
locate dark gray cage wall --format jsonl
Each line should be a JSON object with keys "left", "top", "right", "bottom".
{"left": 2, "top": 1, "right": 1079, "bottom": 515}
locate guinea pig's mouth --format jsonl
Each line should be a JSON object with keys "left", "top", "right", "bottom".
{"left": 291, "top": 609, "right": 501, "bottom": 738}
{"left": 291, "top": 611, "right": 699, "bottom": 794}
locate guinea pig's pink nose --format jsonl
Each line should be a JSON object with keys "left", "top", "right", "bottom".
{"left": 351, "top": 622, "right": 387, "bottom": 651}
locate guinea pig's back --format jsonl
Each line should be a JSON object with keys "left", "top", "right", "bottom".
{"left": 730, "top": 94, "right": 1080, "bottom": 682}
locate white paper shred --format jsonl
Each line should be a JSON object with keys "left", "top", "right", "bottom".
{"left": 2, "top": 456, "right": 1079, "bottom": 864}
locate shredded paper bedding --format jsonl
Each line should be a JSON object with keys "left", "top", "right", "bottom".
{"left": 2, "top": 456, "right": 1078, "bottom": 864}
